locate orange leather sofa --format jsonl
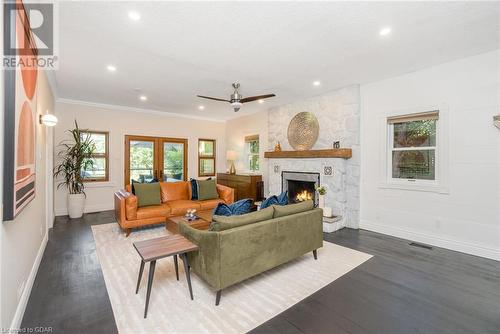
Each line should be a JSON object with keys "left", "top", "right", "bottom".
{"left": 114, "top": 181, "right": 234, "bottom": 236}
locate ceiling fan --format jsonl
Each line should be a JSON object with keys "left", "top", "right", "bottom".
{"left": 197, "top": 83, "right": 276, "bottom": 112}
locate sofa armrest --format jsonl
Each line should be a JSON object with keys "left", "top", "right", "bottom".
{"left": 216, "top": 184, "right": 234, "bottom": 204}
{"left": 114, "top": 189, "right": 137, "bottom": 222}
{"left": 180, "top": 223, "right": 221, "bottom": 290}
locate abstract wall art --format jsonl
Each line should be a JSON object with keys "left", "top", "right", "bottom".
{"left": 3, "top": 1, "right": 38, "bottom": 221}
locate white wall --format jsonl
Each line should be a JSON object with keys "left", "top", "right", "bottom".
{"left": 225, "top": 110, "right": 269, "bottom": 194}
{"left": 54, "top": 102, "right": 226, "bottom": 215}
{"left": 360, "top": 49, "right": 500, "bottom": 260}
{"left": 1, "top": 71, "right": 55, "bottom": 329}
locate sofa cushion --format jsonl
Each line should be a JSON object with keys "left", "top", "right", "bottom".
{"left": 134, "top": 182, "right": 161, "bottom": 207}
{"left": 166, "top": 200, "right": 201, "bottom": 216}
{"left": 160, "top": 181, "right": 190, "bottom": 202}
{"left": 273, "top": 200, "right": 314, "bottom": 218}
{"left": 198, "top": 198, "right": 224, "bottom": 211}
{"left": 213, "top": 198, "right": 253, "bottom": 216}
{"left": 197, "top": 179, "right": 219, "bottom": 200}
{"left": 136, "top": 203, "right": 171, "bottom": 220}
{"left": 210, "top": 206, "right": 274, "bottom": 231}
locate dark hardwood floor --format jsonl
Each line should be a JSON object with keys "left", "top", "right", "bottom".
{"left": 252, "top": 228, "right": 500, "bottom": 334}
{"left": 21, "top": 211, "right": 118, "bottom": 334}
{"left": 21, "top": 211, "right": 500, "bottom": 334}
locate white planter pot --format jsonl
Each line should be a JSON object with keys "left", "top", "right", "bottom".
{"left": 68, "top": 193, "right": 85, "bottom": 219}
{"left": 318, "top": 194, "right": 325, "bottom": 209}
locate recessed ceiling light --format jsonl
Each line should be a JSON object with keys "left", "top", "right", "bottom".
{"left": 313, "top": 80, "right": 321, "bottom": 86}
{"left": 139, "top": 95, "right": 147, "bottom": 101}
{"left": 128, "top": 11, "right": 141, "bottom": 21}
{"left": 198, "top": 105, "right": 205, "bottom": 110}
{"left": 106, "top": 65, "right": 117, "bottom": 72}
{"left": 258, "top": 99, "right": 264, "bottom": 104}
{"left": 379, "top": 27, "right": 392, "bottom": 36}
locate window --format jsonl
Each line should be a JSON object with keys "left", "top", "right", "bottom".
{"left": 198, "top": 139, "right": 216, "bottom": 176}
{"left": 245, "top": 135, "right": 259, "bottom": 171}
{"left": 81, "top": 131, "right": 109, "bottom": 182}
{"left": 388, "top": 111, "right": 438, "bottom": 182}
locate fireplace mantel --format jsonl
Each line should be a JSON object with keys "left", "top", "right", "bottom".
{"left": 264, "top": 148, "right": 351, "bottom": 159}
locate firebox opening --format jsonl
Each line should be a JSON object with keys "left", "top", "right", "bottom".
{"left": 288, "top": 180, "right": 316, "bottom": 203}
{"left": 282, "top": 171, "right": 320, "bottom": 206}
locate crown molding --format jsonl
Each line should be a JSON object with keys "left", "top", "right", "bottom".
{"left": 56, "top": 98, "right": 227, "bottom": 123}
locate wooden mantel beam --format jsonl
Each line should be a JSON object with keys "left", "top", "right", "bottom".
{"left": 264, "top": 148, "right": 352, "bottom": 159}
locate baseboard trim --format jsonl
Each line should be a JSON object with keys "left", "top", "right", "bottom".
{"left": 55, "top": 203, "right": 114, "bottom": 217}
{"left": 9, "top": 232, "right": 48, "bottom": 330}
{"left": 360, "top": 220, "right": 500, "bottom": 261}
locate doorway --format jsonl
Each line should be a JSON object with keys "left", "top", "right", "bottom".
{"left": 124, "top": 135, "right": 188, "bottom": 186}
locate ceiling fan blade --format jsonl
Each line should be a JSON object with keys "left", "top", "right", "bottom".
{"left": 240, "top": 94, "right": 276, "bottom": 103}
{"left": 196, "top": 95, "right": 230, "bottom": 102}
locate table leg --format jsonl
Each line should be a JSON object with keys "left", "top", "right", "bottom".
{"left": 144, "top": 260, "right": 156, "bottom": 318}
{"left": 173, "top": 255, "right": 179, "bottom": 281}
{"left": 136, "top": 260, "right": 145, "bottom": 294}
{"left": 181, "top": 253, "right": 194, "bottom": 300}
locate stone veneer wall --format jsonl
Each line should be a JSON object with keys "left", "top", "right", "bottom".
{"left": 267, "top": 85, "right": 360, "bottom": 228}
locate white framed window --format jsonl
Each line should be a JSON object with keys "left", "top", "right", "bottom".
{"left": 245, "top": 135, "right": 259, "bottom": 172}
{"left": 380, "top": 109, "right": 448, "bottom": 193}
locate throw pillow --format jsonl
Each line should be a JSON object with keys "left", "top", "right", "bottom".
{"left": 131, "top": 179, "right": 139, "bottom": 194}
{"left": 133, "top": 182, "right": 161, "bottom": 207}
{"left": 260, "top": 195, "right": 278, "bottom": 209}
{"left": 189, "top": 178, "right": 198, "bottom": 200}
{"left": 276, "top": 191, "right": 289, "bottom": 205}
{"left": 210, "top": 206, "right": 273, "bottom": 231}
{"left": 197, "top": 179, "right": 218, "bottom": 200}
{"left": 273, "top": 199, "right": 314, "bottom": 218}
{"left": 213, "top": 198, "right": 253, "bottom": 216}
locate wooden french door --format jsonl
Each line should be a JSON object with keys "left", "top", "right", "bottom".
{"left": 124, "top": 135, "right": 188, "bottom": 186}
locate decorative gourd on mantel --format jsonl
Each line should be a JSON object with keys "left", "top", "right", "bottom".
{"left": 264, "top": 148, "right": 352, "bottom": 159}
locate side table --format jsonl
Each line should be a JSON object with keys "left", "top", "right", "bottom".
{"left": 133, "top": 234, "right": 199, "bottom": 318}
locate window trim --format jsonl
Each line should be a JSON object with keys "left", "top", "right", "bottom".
{"left": 378, "top": 106, "right": 449, "bottom": 194}
{"left": 198, "top": 138, "right": 216, "bottom": 177}
{"left": 245, "top": 135, "right": 260, "bottom": 172}
{"left": 81, "top": 130, "right": 109, "bottom": 183}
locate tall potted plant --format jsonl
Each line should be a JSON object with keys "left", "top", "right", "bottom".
{"left": 54, "top": 121, "right": 95, "bottom": 218}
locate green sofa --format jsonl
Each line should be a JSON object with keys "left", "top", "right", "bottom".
{"left": 179, "top": 200, "right": 323, "bottom": 305}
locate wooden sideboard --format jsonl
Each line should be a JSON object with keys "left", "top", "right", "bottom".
{"left": 217, "top": 173, "right": 263, "bottom": 202}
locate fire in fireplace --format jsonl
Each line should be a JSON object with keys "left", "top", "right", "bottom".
{"left": 296, "top": 190, "right": 313, "bottom": 202}
{"left": 282, "top": 171, "right": 320, "bottom": 206}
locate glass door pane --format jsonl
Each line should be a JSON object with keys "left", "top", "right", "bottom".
{"left": 129, "top": 139, "right": 155, "bottom": 184}
{"left": 162, "top": 142, "right": 185, "bottom": 182}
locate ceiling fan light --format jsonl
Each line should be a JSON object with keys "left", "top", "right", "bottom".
{"left": 231, "top": 101, "right": 242, "bottom": 112}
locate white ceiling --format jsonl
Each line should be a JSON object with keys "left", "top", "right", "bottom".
{"left": 55, "top": 1, "right": 500, "bottom": 120}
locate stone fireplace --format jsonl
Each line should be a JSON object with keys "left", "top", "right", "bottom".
{"left": 266, "top": 85, "right": 360, "bottom": 228}
{"left": 282, "top": 171, "right": 320, "bottom": 206}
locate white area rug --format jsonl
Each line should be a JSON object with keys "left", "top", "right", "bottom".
{"left": 92, "top": 223, "right": 372, "bottom": 334}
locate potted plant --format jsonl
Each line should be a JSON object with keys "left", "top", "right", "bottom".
{"left": 54, "top": 121, "right": 95, "bottom": 219}
{"left": 315, "top": 185, "right": 327, "bottom": 208}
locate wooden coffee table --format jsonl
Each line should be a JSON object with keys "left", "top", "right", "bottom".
{"left": 166, "top": 210, "right": 213, "bottom": 234}
{"left": 133, "top": 234, "right": 199, "bottom": 318}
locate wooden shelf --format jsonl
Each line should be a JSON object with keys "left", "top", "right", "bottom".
{"left": 264, "top": 148, "right": 352, "bottom": 159}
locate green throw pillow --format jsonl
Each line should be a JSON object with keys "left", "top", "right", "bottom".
{"left": 273, "top": 200, "right": 314, "bottom": 218}
{"left": 210, "top": 207, "right": 274, "bottom": 231}
{"left": 197, "top": 179, "right": 219, "bottom": 200}
{"left": 134, "top": 182, "right": 161, "bottom": 207}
